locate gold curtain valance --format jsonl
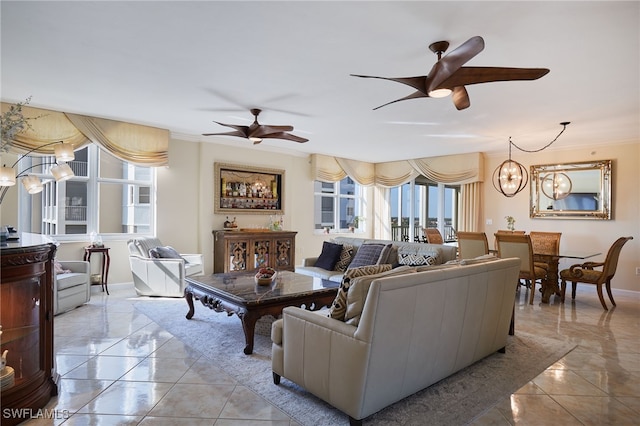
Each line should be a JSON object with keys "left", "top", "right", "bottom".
{"left": 310, "top": 152, "right": 484, "bottom": 186}
{"left": 1, "top": 103, "right": 169, "bottom": 166}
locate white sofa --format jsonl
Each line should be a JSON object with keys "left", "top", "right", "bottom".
{"left": 54, "top": 260, "right": 91, "bottom": 315}
{"left": 128, "top": 237, "right": 204, "bottom": 297}
{"left": 295, "top": 236, "right": 458, "bottom": 282}
{"left": 272, "top": 257, "right": 520, "bottom": 425}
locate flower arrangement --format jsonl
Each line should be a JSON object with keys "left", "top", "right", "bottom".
{"left": 1, "top": 96, "right": 36, "bottom": 152}
{"left": 505, "top": 215, "right": 516, "bottom": 231}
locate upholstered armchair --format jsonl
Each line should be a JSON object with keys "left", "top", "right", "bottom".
{"left": 54, "top": 260, "right": 91, "bottom": 315}
{"left": 128, "top": 237, "right": 204, "bottom": 297}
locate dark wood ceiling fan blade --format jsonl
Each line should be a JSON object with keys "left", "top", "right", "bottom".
{"left": 426, "top": 36, "right": 485, "bottom": 93}
{"left": 438, "top": 67, "right": 550, "bottom": 88}
{"left": 452, "top": 86, "right": 470, "bottom": 110}
{"left": 253, "top": 125, "right": 295, "bottom": 138}
{"left": 351, "top": 74, "right": 428, "bottom": 94}
{"left": 202, "top": 130, "right": 248, "bottom": 138}
{"left": 372, "top": 90, "right": 429, "bottom": 110}
{"left": 210, "top": 121, "right": 250, "bottom": 132}
{"left": 264, "top": 132, "right": 309, "bottom": 143}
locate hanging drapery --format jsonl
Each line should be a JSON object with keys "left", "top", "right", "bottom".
{"left": 407, "top": 152, "right": 484, "bottom": 184}
{"left": 460, "top": 182, "right": 483, "bottom": 232}
{"left": 373, "top": 186, "right": 391, "bottom": 240}
{"left": 1, "top": 103, "right": 90, "bottom": 155}
{"left": 374, "top": 160, "right": 420, "bottom": 187}
{"left": 310, "top": 154, "right": 347, "bottom": 182}
{"left": 1, "top": 102, "right": 169, "bottom": 166}
{"left": 65, "top": 113, "right": 169, "bottom": 166}
{"left": 335, "top": 157, "right": 375, "bottom": 186}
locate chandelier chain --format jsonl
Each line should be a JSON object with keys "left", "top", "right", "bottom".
{"left": 509, "top": 122, "right": 570, "bottom": 153}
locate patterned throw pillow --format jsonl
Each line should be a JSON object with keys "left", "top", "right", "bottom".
{"left": 314, "top": 241, "right": 344, "bottom": 270}
{"left": 333, "top": 243, "right": 355, "bottom": 272}
{"left": 398, "top": 252, "right": 438, "bottom": 266}
{"left": 149, "top": 246, "right": 185, "bottom": 262}
{"left": 328, "top": 264, "right": 393, "bottom": 321}
{"left": 347, "top": 243, "right": 391, "bottom": 269}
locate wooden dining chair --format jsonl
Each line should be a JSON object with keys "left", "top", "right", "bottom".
{"left": 456, "top": 232, "right": 489, "bottom": 259}
{"left": 529, "top": 231, "right": 562, "bottom": 273}
{"left": 495, "top": 233, "right": 548, "bottom": 304}
{"left": 493, "top": 229, "right": 526, "bottom": 251}
{"left": 560, "top": 236, "right": 633, "bottom": 310}
{"left": 424, "top": 228, "right": 444, "bottom": 244}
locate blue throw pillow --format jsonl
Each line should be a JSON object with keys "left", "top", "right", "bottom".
{"left": 314, "top": 241, "right": 344, "bottom": 270}
{"left": 347, "top": 243, "right": 388, "bottom": 269}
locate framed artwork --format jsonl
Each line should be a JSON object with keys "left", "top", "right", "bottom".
{"left": 214, "top": 162, "right": 284, "bottom": 214}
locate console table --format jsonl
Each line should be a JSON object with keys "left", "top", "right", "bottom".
{"left": 1, "top": 234, "right": 58, "bottom": 425}
{"left": 212, "top": 230, "right": 297, "bottom": 273}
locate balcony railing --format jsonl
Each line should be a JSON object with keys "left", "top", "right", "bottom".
{"left": 65, "top": 205, "right": 87, "bottom": 221}
{"left": 391, "top": 224, "right": 457, "bottom": 243}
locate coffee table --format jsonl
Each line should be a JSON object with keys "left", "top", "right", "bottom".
{"left": 184, "top": 270, "right": 339, "bottom": 354}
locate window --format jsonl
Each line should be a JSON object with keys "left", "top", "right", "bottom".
{"left": 18, "top": 145, "right": 155, "bottom": 239}
{"left": 390, "top": 177, "right": 460, "bottom": 242}
{"left": 313, "top": 177, "right": 364, "bottom": 232}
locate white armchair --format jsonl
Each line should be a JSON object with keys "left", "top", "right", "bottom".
{"left": 54, "top": 260, "right": 91, "bottom": 315}
{"left": 128, "top": 237, "right": 204, "bottom": 297}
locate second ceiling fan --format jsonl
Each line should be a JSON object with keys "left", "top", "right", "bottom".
{"left": 203, "top": 109, "right": 308, "bottom": 144}
{"left": 351, "top": 36, "right": 549, "bottom": 110}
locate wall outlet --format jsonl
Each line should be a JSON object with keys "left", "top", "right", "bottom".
{"left": 636, "top": 267, "right": 640, "bottom": 276}
{"left": 486, "top": 219, "right": 493, "bottom": 225}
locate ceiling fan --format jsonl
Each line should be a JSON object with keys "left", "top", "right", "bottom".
{"left": 351, "top": 36, "right": 549, "bottom": 110}
{"left": 202, "top": 108, "right": 308, "bottom": 144}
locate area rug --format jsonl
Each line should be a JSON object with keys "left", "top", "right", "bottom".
{"left": 134, "top": 298, "right": 575, "bottom": 425}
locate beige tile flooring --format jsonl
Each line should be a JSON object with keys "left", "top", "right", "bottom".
{"left": 21, "top": 280, "right": 640, "bottom": 425}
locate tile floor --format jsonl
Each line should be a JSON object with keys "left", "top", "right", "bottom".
{"left": 18, "top": 280, "right": 640, "bottom": 425}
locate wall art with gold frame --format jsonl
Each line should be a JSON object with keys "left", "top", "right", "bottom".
{"left": 214, "top": 162, "right": 284, "bottom": 214}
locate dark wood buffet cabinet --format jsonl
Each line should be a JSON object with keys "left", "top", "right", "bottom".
{"left": 1, "top": 235, "right": 58, "bottom": 425}
{"left": 212, "top": 230, "right": 297, "bottom": 273}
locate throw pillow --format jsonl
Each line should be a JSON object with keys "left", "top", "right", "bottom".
{"left": 398, "top": 252, "right": 438, "bottom": 266}
{"left": 347, "top": 243, "right": 389, "bottom": 269}
{"left": 149, "top": 246, "right": 183, "bottom": 260}
{"left": 54, "top": 261, "right": 71, "bottom": 275}
{"left": 328, "top": 264, "right": 392, "bottom": 321}
{"left": 314, "top": 241, "right": 344, "bottom": 270}
{"left": 333, "top": 243, "right": 355, "bottom": 272}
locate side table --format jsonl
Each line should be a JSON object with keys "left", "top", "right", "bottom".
{"left": 83, "top": 246, "right": 111, "bottom": 295}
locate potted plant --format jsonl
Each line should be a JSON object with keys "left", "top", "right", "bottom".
{"left": 349, "top": 216, "right": 364, "bottom": 233}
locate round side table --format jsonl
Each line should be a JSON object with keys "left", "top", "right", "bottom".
{"left": 83, "top": 246, "right": 111, "bottom": 295}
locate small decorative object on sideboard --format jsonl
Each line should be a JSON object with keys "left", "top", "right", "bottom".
{"left": 255, "top": 267, "right": 277, "bottom": 286}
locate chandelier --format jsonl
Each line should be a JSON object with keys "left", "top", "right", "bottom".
{"left": 492, "top": 122, "right": 570, "bottom": 197}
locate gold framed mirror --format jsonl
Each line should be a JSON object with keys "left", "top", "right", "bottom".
{"left": 530, "top": 160, "right": 612, "bottom": 220}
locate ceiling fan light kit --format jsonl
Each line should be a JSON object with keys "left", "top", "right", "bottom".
{"left": 351, "top": 35, "right": 549, "bottom": 111}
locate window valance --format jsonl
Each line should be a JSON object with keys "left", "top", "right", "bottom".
{"left": 310, "top": 152, "right": 484, "bottom": 187}
{"left": 1, "top": 103, "right": 169, "bottom": 166}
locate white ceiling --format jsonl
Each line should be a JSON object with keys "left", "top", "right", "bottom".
{"left": 2, "top": 1, "right": 638, "bottom": 163}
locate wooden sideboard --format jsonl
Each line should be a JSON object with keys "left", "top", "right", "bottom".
{"left": 212, "top": 230, "right": 297, "bottom": 273}
{"left": 1, "top": 235, "right": 58, "bottom": 425}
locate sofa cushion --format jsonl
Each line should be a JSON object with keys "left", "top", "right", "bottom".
{"left": 149, "top": 246, "right": 183, "bottom": 260}
{"left": 398, "top": 252, "right": 438, "bottom": 266}
{"left": 347, "top": 243, "right": 391, "bottom": 269}
{"left": 314, "top": 241, "right": 344, "bottom": 270}
{"left": 328, "top": 264, "right": 392, "bottom": 321}
{"left": 56, "top": 273, "right": 88, "bottom": 291}
{"left": 344, "top": 265, "right": 416, "bottom": 326}
{"left": 333, "top": 243, "right": 355, "bottom": 272}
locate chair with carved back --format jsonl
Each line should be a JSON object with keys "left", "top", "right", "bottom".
{"left": 456, "top": 231, "right": 489, "bottom": 259}
{"left": 424, "top": 228, "right": 444, "bottom": 244}
{"left": 495, "top": 233, "right": 548, "bottom": 305}
{"left": 529, "top": 231, "right": 561, "bottom": 278}
{"left": 560, "top": 236, "right": 633, "bottom": 310}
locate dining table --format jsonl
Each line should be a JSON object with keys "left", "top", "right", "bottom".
{"left": 534, "top": 250, "right": 601, "bottom": 303}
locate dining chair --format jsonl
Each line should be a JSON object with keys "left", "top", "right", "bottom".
{"left": 493, "top": 229, "right": 526, "bottom": 251}
{"left": 495, "top": 233, "right": 548, "bottom": 304}
{"left": 529, "top": 231, "right": 561, "bottom": 272}
{"left": 424, "top": 228, "right": 444, "bottom": 244}
{"left": 559, "top": 236, "right": 633, "bottom": 310}
{"left": 456, "top": 232, "right": 489, "bottom": 259}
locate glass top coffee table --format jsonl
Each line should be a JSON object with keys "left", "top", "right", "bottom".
{"left": 184, "top": 270, "right": 339, "bottom": 354}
